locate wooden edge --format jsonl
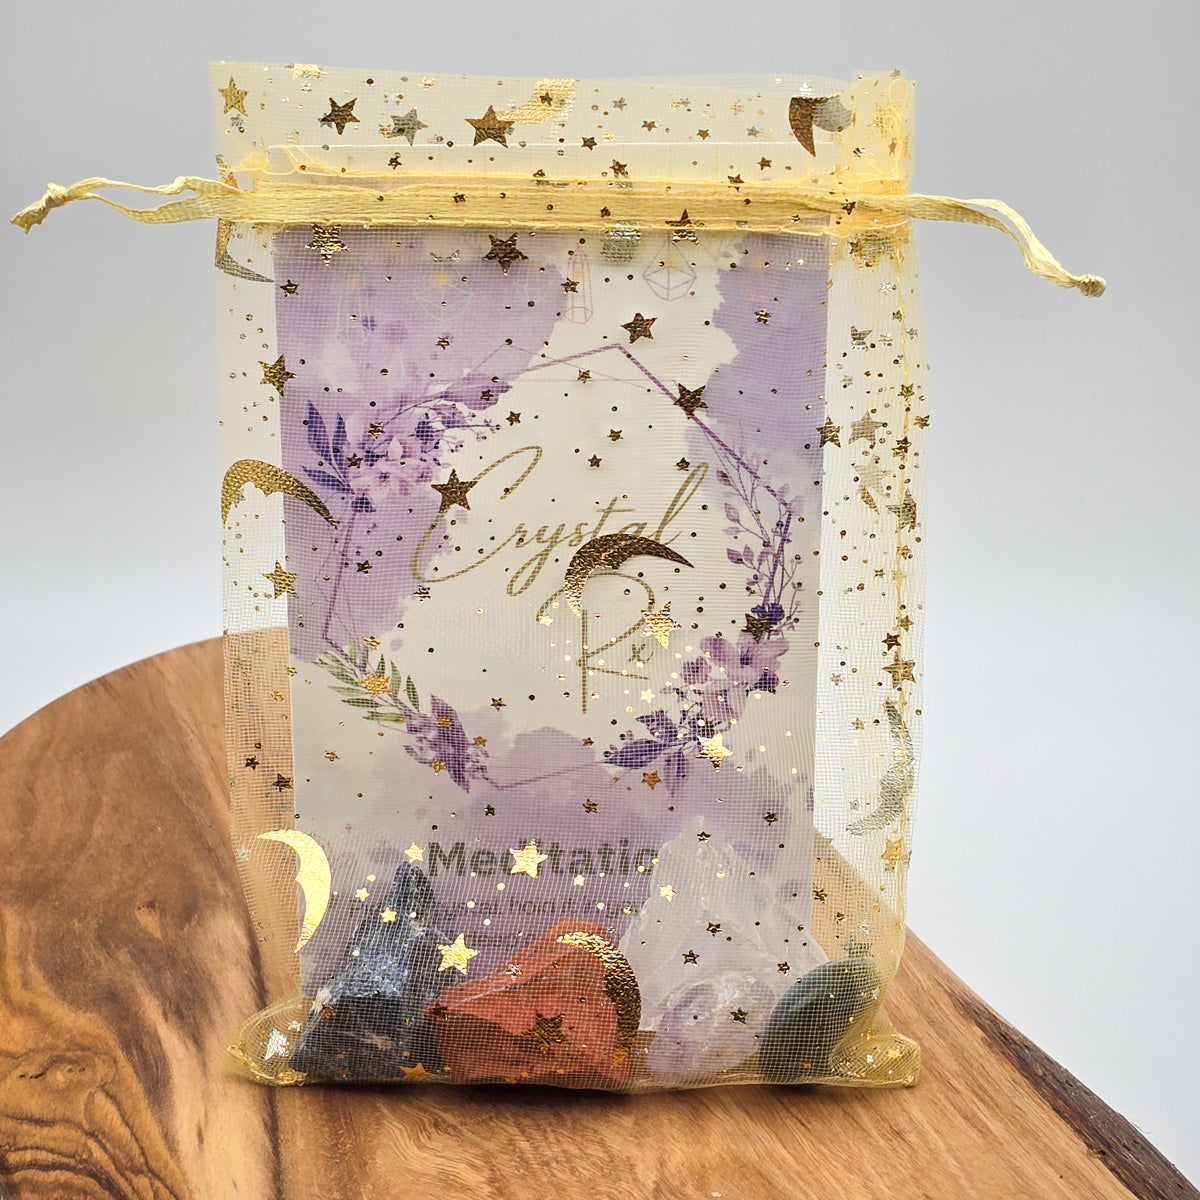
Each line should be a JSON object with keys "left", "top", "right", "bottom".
{"left": 920, "top": 938, "right": 1198, "bottom": 1200}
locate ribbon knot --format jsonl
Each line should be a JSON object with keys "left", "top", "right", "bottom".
{"left": 11, "top": 181, "right": 75, "bottom": 232}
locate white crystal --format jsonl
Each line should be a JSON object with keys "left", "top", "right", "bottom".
{"left": 647, "top": 970, "right": 779, "bottom": 1081}
{"left": 620, "top": 817, "right": 826, "bottom": 1042}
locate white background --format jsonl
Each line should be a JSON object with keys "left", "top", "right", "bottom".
{"left": 3, "top": 0, "right": 1197, "bottom": 1186}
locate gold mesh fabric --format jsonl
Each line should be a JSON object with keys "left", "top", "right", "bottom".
{"left": 213, "top": 63, "right": 928, "bottom": 1090}
{"left": 7, "top": 57, "right": 1102, "bottom": 1095}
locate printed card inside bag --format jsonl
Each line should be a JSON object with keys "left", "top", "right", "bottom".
{"left": 220, "top": 65, "right": 924, "bottom": 1089}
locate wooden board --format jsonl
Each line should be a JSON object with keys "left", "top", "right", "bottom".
{"left": 0, "top": 639, "right": 1193, "bottom": 1200}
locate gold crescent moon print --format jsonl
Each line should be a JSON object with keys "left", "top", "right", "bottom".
{"left": 562, "top": 533, "right": 693, "bottom": 616}
{"left": 257, "top": 829, "right": 333, "bottom": 952}
{"left": 555, "top": 931, "right": 641, "bottom": 1063}
{"left": 221, "top": 459, "right": 338, "bottom": 527}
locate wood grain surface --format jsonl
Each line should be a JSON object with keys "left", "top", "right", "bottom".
{"left": 0, "top": 639, "right": 1193, "bottom": 1200}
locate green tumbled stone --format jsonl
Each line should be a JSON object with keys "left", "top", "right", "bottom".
{"left": 759, "top": 946, "right": 881, "bottom": 1081}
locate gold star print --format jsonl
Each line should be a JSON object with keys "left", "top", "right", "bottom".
{"left": 892, "top": 436, "right": 911, "bottom": 458}
{"left": 755, "top": 309, "right": 772, "bottom": 324}
{"left": 264, "top": 562, "right": 297, "bottom": 598}
{"left": 887, "top": 490, "right": 918, "bottom": 531}
{"left": 577, "top": 369, "right": 591, "bottom": 383}
{"left": 437, "top": 934, "right": 478, "bottom": 974}
{"left": 731, "top": 1008, "right": 748, "bottom": 1023}
{"left": 259, "top": 356, "right": 295, "bottom": 398}
{"left": 319, "top": 97, "right": 360, "bottom": 136}
{"left": 507, "top": 411, "right": 521, "bottom": 425}
{"left": 510, "top": 842, "right": 549, "bottom": 877}
{"left": 882, "top": 838, "right": 905, "bottom": 870}
{"left": 483, "top": 233, "right": 528, "bottom": 274}
{"left": 707, "top": 922, "right": 721, "bottom": 935}
{"left": 696, "top": 128, "right": 710, "bottom": 139}
{"left": 436, "top": 336, "right": 451, "bottom": 349}
{"left": 674, "top": 383, "right": 707, "bottom": 418}
{"left": 697, "top": 732, "right": 734, "bottom": 769}
{"left": 666, "top": 209, "right": 698, "bottom": 242}
{"left": 361, "top": 671, "right": 390, "bottom": 698}
{"left": 682, "top": 950, "right": 700, "bottom": 964}
{"left": 659, "top": 885, "right": 676, "bottom": 901}
{"left": 641, "top": 602, "right": 680, "bottom": 648}
{"left": 400, "top": 1062, "right": 438, "bottom": 1080}
{"left": 899, "top": 383, "right": 915, "bottom": 399}
{"left": 432, "top": 468, "right": 477, "bottom": 514}
{"left": 430, "top": 759, "right": 447, "bottom": 773}
{"left": 355, "top": 887, "right": 369, "bottom": 901}
{"left": 586, "top": 454, "right": 603, "bottom": 468}
{"left": 218, "top": 76, "right": 248, "bottom": 115}
{"left": 523, "top": 1012, "right": 569, "bottom": 1054}
{"left": 491, "top": 697, "right": 506, "bottom": 709}
{"left": 608, "top": 429, "right": 623, "bottom": 441}
{"left": 883, "top": 652, "right": 916, "bottom": 689}
{"left": 610, "top": 159, "right": 628, "bottom": 177}
{"left": 850, "top": 414, "right": 884, "bottom": 444}
{"left": 381, "top": 108, "right": 427, "bottom": 144}
{"left": 581, "top": 136, "right": 597, "bottom": 150}
{"left": 583, "top": 799, "right": 598, "bottom": 813}
{"left": 642, "top": 772, "right": 661, "bottom": 790}
{"left": 621, "top": 312, "right": 656, "bottom": 343}
{"left": 381, "top": 909, "right": 398, "bottom": 923}
{"left": 307, "top": 225, "right": 349, "bottom": 263}
{"left": 466, "top": 104, "right": 514, "bottom": 146}
{"left": 280, "top": 279, "right": 299, "bottom": 296}
{"left": 883, "top": 632, "right": 902, "bottom": 650}
{"left": 562, "top": 278, "right": 579, "bottom": 293}
{"left": 405, "top": 843, "right": 424, "bottom": 862}
{"left": 818, "top": 417, "right": 841, "bottom": 447}
{"left": 727, "top": 174, "right": 744, "bottom": 188}
{"left": 676, "top": 457, "right": 690, "bottom": 471}
{"left": 914, "top": 414, "right": 930, "bottom": 429}
{"left": 368, "top": 423, "right": 384, "bottom": 438}
{"left": 742, "top": 613, "right": 770, "bottom": 642}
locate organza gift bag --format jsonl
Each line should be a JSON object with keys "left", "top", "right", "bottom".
{"left": 13, "top": 61, "right": 1101, "bottom": 1092}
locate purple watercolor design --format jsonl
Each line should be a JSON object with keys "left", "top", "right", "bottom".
{"left": 273, "top": 226, "right": 564, "bottom": 663}
{"left": 276, "top": 226, "right": 828, "bottom": 979}
{"left": 601, "top": 234, "right": 828, "bottom": 797}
